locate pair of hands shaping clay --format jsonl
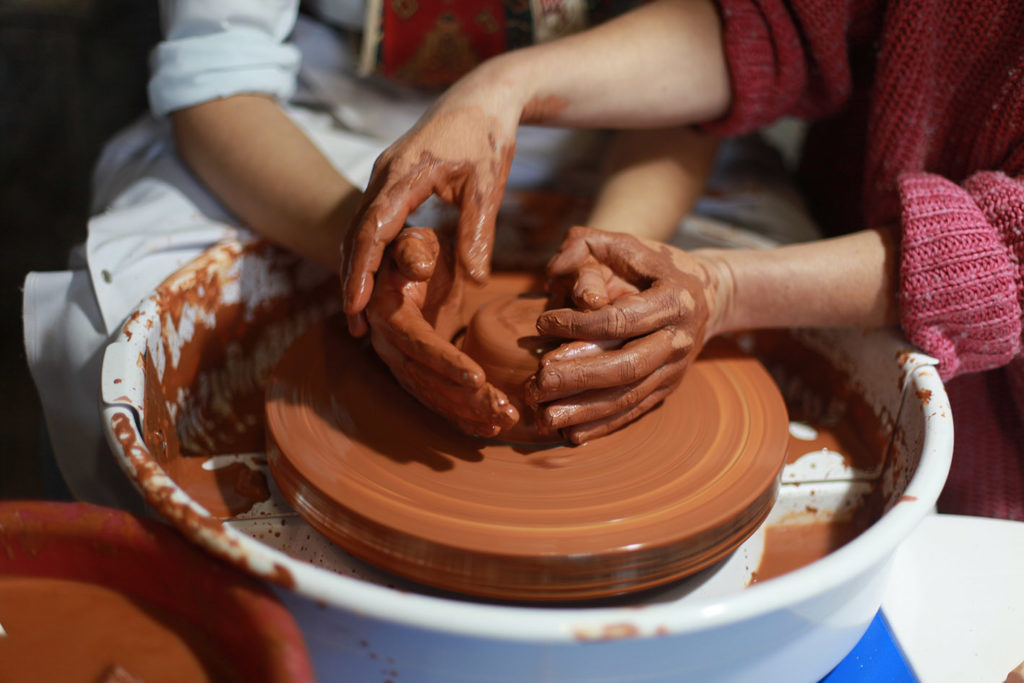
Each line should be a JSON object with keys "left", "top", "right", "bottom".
{"left": 365, "top": 224, "right": 719, "bottom": 444}
{"left": 340, "top": 103, "right": 720, "bottom": 443}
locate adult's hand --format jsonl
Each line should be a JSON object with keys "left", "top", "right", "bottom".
{"left": 528, "top": 226, "right": 722, "bottom": 444}
{"left": 342, "top": 79, "right": 524, "bottom": 337}
{"left": 366, "top": 227, "right": 519, "bottom": 438}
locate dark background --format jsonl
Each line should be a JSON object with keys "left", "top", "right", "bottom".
{"left": 0, "top": 1, "right": 159, "bottom": 498}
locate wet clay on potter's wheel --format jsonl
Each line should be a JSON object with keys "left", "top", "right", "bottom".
{"left": 458, "top": 292, "right": 563, "bottom": 443}
{"left": 266, "top": 273, "right": 789, "bottom": 601}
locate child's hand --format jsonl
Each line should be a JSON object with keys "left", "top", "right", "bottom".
{"left": 527, "top": 226, "right": 719, "bottom": 444}
{"left": 366, "top": 227, "right": 519, "bottom": 438}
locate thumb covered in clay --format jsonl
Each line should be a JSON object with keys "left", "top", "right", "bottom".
{"left": 392, "top": 226, "right": 440, "bottom": 282}
{"left": 367, "top": 227, "right": 519, "bottom": 439}
{"left": 528, "top": 225, "right": 718, "bottom": 443}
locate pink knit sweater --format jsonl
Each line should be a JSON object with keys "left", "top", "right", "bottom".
{"left": 706, "top": 0, "right": 1024, "bottom": 518}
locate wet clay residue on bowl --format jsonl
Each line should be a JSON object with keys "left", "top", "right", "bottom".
{"left": 120, "top": 242, "right": 340, "bottom": 519}
{"left": 266, "top": 274, "right": 791, "bottom": 601}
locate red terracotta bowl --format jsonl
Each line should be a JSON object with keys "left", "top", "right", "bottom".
{"left": 0, "top": 501, "right": 314, "bottom": 682}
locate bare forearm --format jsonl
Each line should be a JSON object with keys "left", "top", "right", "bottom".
{"left": 171, "top": 95, "right": 361, "bottom": 270}
{"left": 587, "top": 127, "right": 720, "bottom": 242}
{"left": 447, "top": 0, "right": 730, "bottom": 130}
{"left": 698, "top": 228, "right": 899, "bottom": 338}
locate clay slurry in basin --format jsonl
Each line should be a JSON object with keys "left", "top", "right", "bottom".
{"left": 265, "top": 274, "right": 790, "bottom": 601}
{"left": 0, "top": 577, "right": 232, "bottom": 682}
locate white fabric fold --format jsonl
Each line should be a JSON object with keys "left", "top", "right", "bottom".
{"left": 149, "top": 0, "right": 301, "bottom": 116}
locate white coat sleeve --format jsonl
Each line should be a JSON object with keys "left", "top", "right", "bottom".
{"left": 148, "top": 0, "right": 302, "bottom": 117}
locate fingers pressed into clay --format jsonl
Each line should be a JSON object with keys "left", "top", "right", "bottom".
{"left": 537, "top": 361, "right": 683, "bottom": 429}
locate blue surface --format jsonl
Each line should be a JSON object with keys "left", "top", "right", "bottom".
{"left": 822, "top": 611, "right": 917, "bottom": 682}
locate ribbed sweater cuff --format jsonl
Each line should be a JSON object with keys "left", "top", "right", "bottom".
{"left": 898, "top": 171, "right": 1024, "bottom": 379}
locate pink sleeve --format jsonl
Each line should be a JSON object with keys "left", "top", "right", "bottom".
{"left": 898, "top": 171, "right": 1024, "bottom": 379}
{"left": 703, "top": 0, "right": 857, "bottom": 136}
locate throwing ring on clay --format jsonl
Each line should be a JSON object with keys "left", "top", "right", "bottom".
{"left": 266, "top": 274, "right": 789, "bottom": 601}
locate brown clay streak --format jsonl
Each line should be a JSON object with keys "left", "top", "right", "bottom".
{"left": 520, "top": 95, "right": 570, "bottom": 124}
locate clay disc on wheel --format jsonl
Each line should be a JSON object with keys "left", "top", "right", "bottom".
{"left": 266, "top": 277, "right": 789, "bottom": 601}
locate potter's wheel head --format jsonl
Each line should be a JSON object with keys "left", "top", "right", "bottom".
{"left": 266, "top": 276, "right": 789, "bottom": 601}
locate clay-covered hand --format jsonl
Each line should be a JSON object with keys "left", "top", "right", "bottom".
{"left": 366, "top": 227, "right": 519, "bottom": 438}
{"left": 528, "top": 225, "right": 719, "bottom": 444}
{"left": 342, "top": 98, "right": 520, "bottom": 337}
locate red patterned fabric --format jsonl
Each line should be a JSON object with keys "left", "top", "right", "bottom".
{"left": 366, "top": 1, "right": 639, "bottom": 88}
{"left": 706, "top": 0, "right": 1024, "bottom": 519}
{"left": 379, "top": 0, "right": 509, "bottom": 87}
